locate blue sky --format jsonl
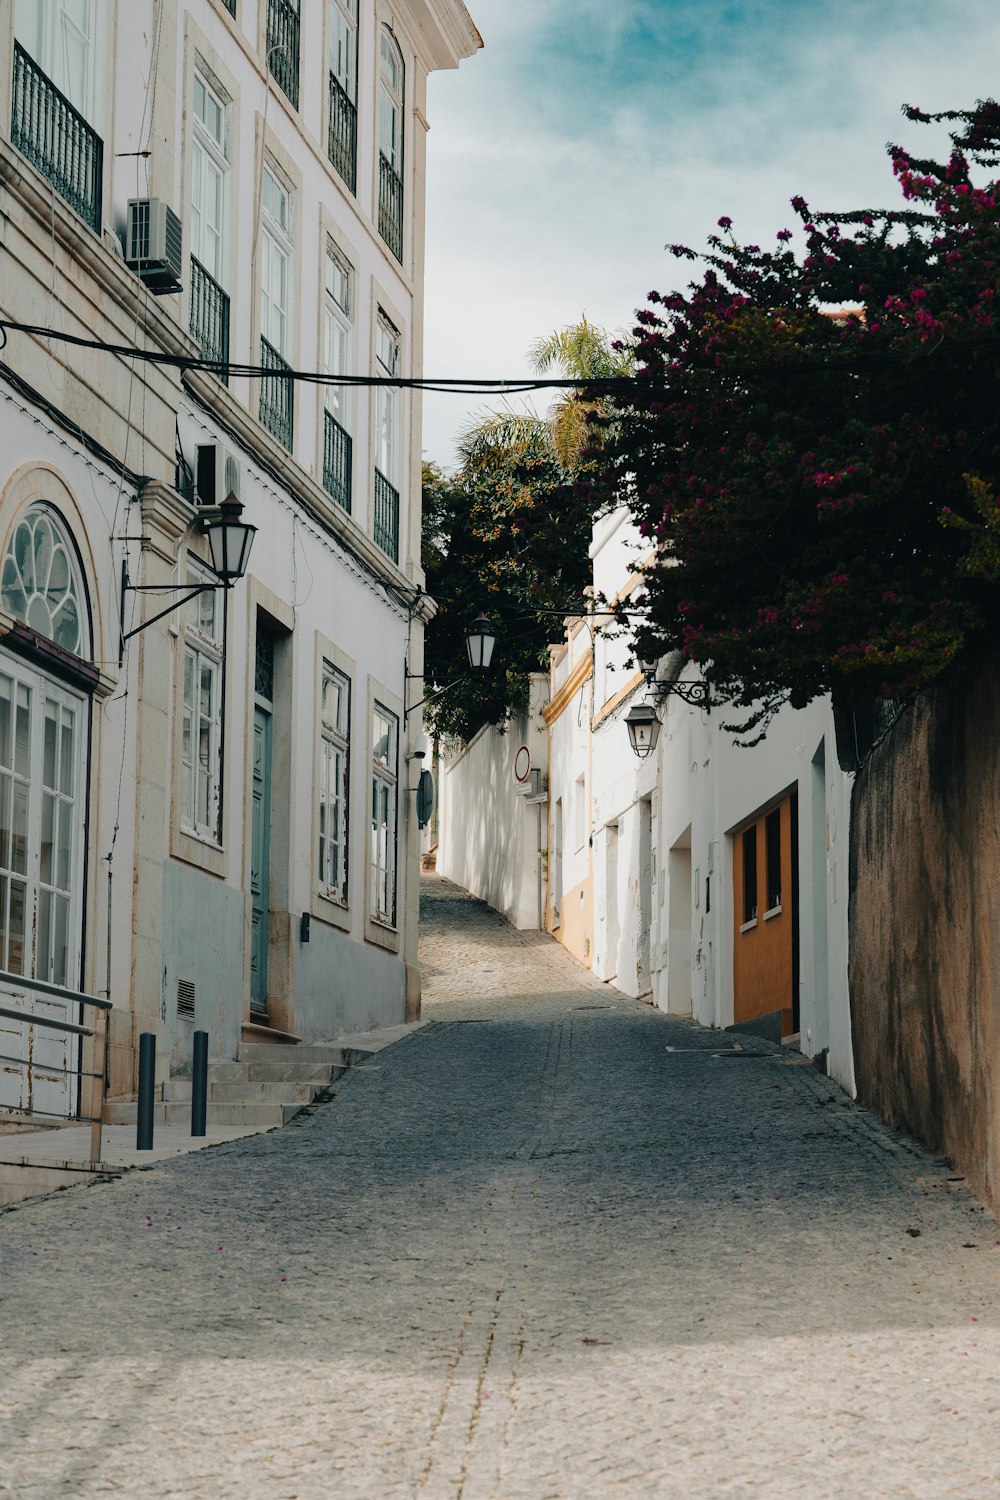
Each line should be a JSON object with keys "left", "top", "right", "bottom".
{"left": 421, "top": 0, "right": 1000, "bottom": 468}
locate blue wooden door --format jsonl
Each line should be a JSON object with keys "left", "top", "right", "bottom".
{"left": 250, "top": 704, "right": 272, "bottom": 1014}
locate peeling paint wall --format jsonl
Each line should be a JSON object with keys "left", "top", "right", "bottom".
{"left": 850, "top": 674, "right": 1000, "bottom": 1211}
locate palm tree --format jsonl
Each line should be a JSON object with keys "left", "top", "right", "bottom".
{"left": 529, "top": 315, "right": 635, "bottom": 469}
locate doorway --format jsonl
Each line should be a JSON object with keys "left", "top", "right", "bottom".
{"left": 249, "top": 628, "right": 274, "bottom": 1017}
{"left": 667, "top": 829, "right": 692, "bottom": 1015}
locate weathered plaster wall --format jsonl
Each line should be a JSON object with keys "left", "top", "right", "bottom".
{"left": 295, "top": 925, "right": 405, "bottom": 1041}
{"left": 850, "top": 677, "right": 1000, "bottom": 1209}
{"left": 436, "top": 676, "right": 549, "bottom": 930}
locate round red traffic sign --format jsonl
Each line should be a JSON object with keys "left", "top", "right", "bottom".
{"left": 514, "top": 746, "right": 531, "bottom": 782}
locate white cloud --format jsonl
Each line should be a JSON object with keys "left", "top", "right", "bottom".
{"left": 422, "top": 0, "right": 1000, "bottom": 467}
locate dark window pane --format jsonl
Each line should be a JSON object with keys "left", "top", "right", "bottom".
{"left": 765, "top": 808, "right": 782, "bottom": 910}
{"left": 742, "top": 826, "right": 757, "bottom": 923}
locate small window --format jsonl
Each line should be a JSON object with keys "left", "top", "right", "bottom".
{"left": 742, "top": 826, "right": 757, "bottom": 924}
{"left": 2, "top": 505, "right": 88, "bottom": 658}
{"left": 319, "top": 665, "right": 350, "bottom": 902}
{"left": 765, "top": 808, "right": 782, "bottom": 911}
{"left": 191, "top": 70, "right": 229, "bottom": 291}
{"left": 260, "top": 164, "right": 293, "bottom": 356}
{"left": 374, "top": 310, "right": 401, "bottom": 483}
{"left": 180, "top": 564, "right": 224, "bottom": 843}
{"left": 370, "top": 703, "right": 398, "bottom": 925}
{"left": 574, "top": 773, "right": 586, "bottom": 851}
{"left": 323, "top": 246, "right": 353, "bottom": 422}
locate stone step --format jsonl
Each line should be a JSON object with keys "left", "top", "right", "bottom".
{"left": 104, "top": 1100, "right": 304, "bottom": 1128}
{"left": 164, "top": 1080, "right": 319, "bottom": 1105}
{"left": 246, "top": 1061, "right": 345, "bottom": 1084}
{"left": 237, "top": 1042, "right": 374, "bottom": 1068}
{"left": 174, "top": 1060, "right": 341, "bottom": 1086}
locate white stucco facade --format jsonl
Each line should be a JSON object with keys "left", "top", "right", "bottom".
{"left": 436, "top": 676, "right": 548, "bottom": 930}
{"left": 0, "top": 0, "right": 481, "bottom": 1112}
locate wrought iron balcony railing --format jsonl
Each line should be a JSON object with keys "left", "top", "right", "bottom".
{"left": 11, "top": 43, "right": 103, "bottom": 233}
{"left": 260, "top": 337, "right": 294, "bottom": 451}
{"left": 378, "top": 153, "right": 403, "bottom": 263}
{"left": 267, "top": 0, "right": 300, "bottom": 109}
{"left": 328, "top": 73, "right": 357, "bottom": 194}
{"left": 323, "top": 411, "right": 353, "bottom": 513}
{"left": 190, "top": 257, "right": 230, "bottom": 384}
{"left": 373, "top": 468, "right": 400, "bottom": 562}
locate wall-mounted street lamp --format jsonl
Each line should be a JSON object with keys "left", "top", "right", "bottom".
{"left": 625, "top": 701, "right": 660, "bottom": 759}
{"left": 119, "top": 493, "right": 256, "bottom": 664}
{"left": 464, "top": 612, "right": 496, "bottom": 670}
{"left": 626, "top": 650, "right": 711, "bottom": 758}
{"left": 404, "top": 611, "right": 497, "bottom": 723}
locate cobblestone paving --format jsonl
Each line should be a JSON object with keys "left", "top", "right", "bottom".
{"left": 3, "top": 874, "right": 1000, "bottom": 1498}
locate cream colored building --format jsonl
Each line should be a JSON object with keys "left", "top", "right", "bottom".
{"left": 0, "top": 0, "right": 480, "bottom": 1116}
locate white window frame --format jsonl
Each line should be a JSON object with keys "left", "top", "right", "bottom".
{"left": 180, "top": 564, "right": 225, "bottom": 845}
{"left": 574, "top": 772, "right": 587, "bottom": 852}
{"left": 329, "top": 0, "right": 358, "bottom": 101}
{"left": 15, "top": 0, "right": 101, "bottom": 122}
{"left": 260, "top": 162, "right": 294, "bottom": 357}
{"left": 378, "top": 28, "right": 404, "bottom": 173}
{"left": 0, "top": 658, "right": 86, "bottom": 987}
{"left": 374, "top": 310, "right": 400, "bottom": 485}
{"left": 370, "top": 702, "right": 398, "bottom": 927}
{"left": 323, "top": 244, "right": 354, "bottom": 429}
{"left": 319, "top": 663, "right": 350, "bottom": 904}
{"left": 191, "top": 69, "right": 229, "bottom": 288}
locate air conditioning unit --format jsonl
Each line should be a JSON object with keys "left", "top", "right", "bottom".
{"left": 125, "top": 198, "right": 183, "bottom": 294}
{"left": 196, "top": 443, "right": 242, "bottom": 508}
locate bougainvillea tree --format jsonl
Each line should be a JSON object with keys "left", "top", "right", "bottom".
{"left": 589, "top": 101, "right": 1000, "bottom": 736}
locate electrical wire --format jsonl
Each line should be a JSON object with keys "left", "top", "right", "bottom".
{"left": 0, "top": 318, "right": 651, "bottom": 394}
{"left": 3, "top": 315, "right": 999, "bottom": 395}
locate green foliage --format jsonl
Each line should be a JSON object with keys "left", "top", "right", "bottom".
{"left": 587, "top": 100, "right": 1000, "bottom": 733}
{"left": 421, "top": 439, "right": 589, "bottom": 741}
{"left": 421, "top": 321, "right": 632, "bottom": 742}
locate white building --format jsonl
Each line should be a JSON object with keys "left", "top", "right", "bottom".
{"left": 436, "top": 504, "right": 856, "bottom": 1094}
{"left": 0, "top": 0, "right": 481, "bottom": 1116}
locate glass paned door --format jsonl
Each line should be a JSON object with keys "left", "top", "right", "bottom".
{"left": 250, "top": 705, "right": 272, "bottom": 1015}
{"left": 0, "top": 658, "right": 86, "bottom": 1116}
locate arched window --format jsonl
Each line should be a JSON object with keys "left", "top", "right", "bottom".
{"left": 1, "top": 505, "right": 89, "bottom": 659}
{"left": 377, "top": 29, "right": 404, "bottom": 262}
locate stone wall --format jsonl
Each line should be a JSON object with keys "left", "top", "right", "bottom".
{"left": 850, "top": 666, "right": 1000, "bottom": 1210}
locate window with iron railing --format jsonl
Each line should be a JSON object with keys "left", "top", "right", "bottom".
{"left": 373, "top": 469, "right": 399, "bottom": 563}
{"left": 378, "top": 154, "right": 403, "bottom": 263}
{"left": 260, "top": 337, "right": 294, "bottom": 450}
{"left": 328, "top": 0, "right": 358, "bottom": 192}
{"left": 329, "top": 74, "right": 357, "bottom": 193}
{"left": 11, "top": 42, "right": 103, "bottom": 232}
{"left": 324, "top": 411, "right": 353, "bottom": 513}
{"left": 378, "top": 28, "right": 404, "bottom": 262}
{"left": 190, "top": 258, "right": 230, "bottom": 383}
{"left": 267, "top": 0, "right": 300, "bottom": 109}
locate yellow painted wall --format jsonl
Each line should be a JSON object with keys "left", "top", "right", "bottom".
{"left": 551, "top": 874, "right": 594, "bottom": 970}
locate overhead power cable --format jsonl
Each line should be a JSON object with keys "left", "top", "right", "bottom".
{"left": 0, "top": 319, "right": 647, "bottom": 396}
{"left": 4, "top": 315, "right": 999, "bottom": 397}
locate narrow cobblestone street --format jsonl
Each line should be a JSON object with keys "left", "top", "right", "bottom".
{"left": 3, "top": 875, "right": 1000, "bottom": 1498}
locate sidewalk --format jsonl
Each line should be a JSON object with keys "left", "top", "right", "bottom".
{"left": 0, "top": 1021, "right": 424, "bottom": 1205}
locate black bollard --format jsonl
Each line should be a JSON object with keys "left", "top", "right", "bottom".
{"left": 191, "top": 1029, "right": 209, "bottom": 1138}
{"left": 137, "top": 1032, "right": 156, "bottom": 1151}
